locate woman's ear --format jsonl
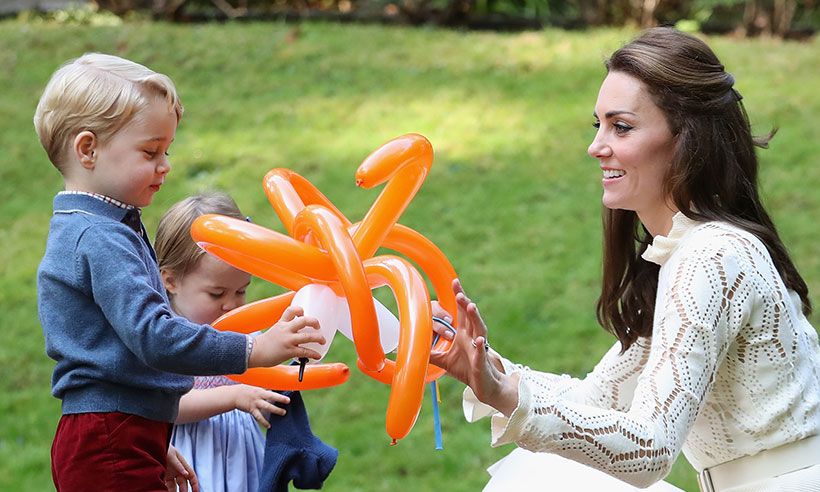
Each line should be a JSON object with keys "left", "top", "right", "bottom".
{"left": 73, "top": 131, "right": 97, "bottom": 169}
{"left": 161, "top": 269, "right": 178, "bottom": 295}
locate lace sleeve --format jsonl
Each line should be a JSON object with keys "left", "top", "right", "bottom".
{"left": 464, "top": 339, "right": 650, "bottom": 421}
{"left": 488, "top": 238, "right": 755, "bottom": 487}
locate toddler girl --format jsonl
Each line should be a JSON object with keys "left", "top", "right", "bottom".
{"left": 156, "top": 192, "right": 288, "bottom": 492}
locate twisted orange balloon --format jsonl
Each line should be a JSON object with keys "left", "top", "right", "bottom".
{"left": 192, "top": 133, "right": 457, "bottom": 442}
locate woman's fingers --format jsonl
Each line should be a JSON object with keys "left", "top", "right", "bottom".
{"left": 432, "top": 317, "right": 455, "bottom": 341}
{"left": 429, "top": 349, "right": 447, "bottom": 367}
{"left": 431, "top": 300, "right": 453, "bottom": 322}
{"left": 466, "top": 302, "right": 488, "bottom": 340}
{"left": 452, "top": 278, "right": 465, "bottom": 297}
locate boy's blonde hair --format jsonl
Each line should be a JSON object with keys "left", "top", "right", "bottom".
{"left": 33, "top": 52, "right": 184, "bottom": 173}
{"left": 155, "top": 192, "right": 245, "bottom": 278}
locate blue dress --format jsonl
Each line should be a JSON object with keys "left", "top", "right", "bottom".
{"left": 171, "top": 376, "right": 264, "bottom": 492}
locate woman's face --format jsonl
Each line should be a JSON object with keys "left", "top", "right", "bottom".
{"left": 588, "top": 71, "right": 677, "bottom": 230}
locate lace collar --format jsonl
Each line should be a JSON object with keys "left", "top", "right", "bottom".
{"left": 641, "top": 212, "right": 701, "bottom": 266}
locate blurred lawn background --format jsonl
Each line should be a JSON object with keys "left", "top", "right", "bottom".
{"left": 0, "top": 20, "right": 817, "bottom": 491}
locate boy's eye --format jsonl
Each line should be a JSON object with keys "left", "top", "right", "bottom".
{"left": 208, "top": 292, "right": 224, "bottom": 299}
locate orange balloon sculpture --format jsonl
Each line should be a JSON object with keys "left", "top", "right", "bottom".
{"left": 192, "top": 133, "right": 457, "bottom": 443}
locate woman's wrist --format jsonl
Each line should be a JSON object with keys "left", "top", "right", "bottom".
{"left": 495, "top": 372, "right": 521, "bottom": 417}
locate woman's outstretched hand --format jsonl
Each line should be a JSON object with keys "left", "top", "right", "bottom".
{"left": 430, "top": 279, "right": 519, "bottom": 416}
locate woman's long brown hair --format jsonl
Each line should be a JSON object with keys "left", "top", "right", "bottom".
{"left": 596, "top": 27, "right": 812, "bottom": 352}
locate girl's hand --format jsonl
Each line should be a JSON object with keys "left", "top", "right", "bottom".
{"left": 430, "top": 279, "right": 519, "bottom": 415}
{"left": 231, "top": 384, "right": 291, "bottom": 428}
{"left": 249, "top": 306, "right": 326, "bottom": 367}
{"left": 165, "top": 445, "right": 199, "bottom": 492}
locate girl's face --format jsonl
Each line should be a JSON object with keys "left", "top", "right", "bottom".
{"left": 588, "top": 71, "right": 678, "bottom": 233}
{"left": 164, "top": 254, "right": 251, "bottom": 325}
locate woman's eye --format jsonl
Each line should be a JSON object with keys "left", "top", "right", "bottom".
{"left": 592, "top": 121, "right": 601, "bottom": 129}
{"left": 614, "top": 122, "right": 633, "bottom": 134}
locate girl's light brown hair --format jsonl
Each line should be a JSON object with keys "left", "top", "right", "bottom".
{"left": 155, "top": 193, "right": 245, "bottom": 278}
{"left": 596, "top": 27, "right": 810, "bottom": 352}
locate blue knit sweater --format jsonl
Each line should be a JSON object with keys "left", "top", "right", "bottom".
{"left": 37, "top": 193, "right": 248, "bottom": 423}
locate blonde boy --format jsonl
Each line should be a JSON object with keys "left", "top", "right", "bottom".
{"left": 34, "top": 53, "right": 324, "bottom": 491}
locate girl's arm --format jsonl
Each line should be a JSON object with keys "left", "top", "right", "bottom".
{"left": 176, "top": 384, "right": 291, "bottom": 428}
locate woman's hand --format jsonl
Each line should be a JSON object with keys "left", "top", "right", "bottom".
{"left": 430, "top": 279, "right": 519, "bottom": 415}
{"left": 165, "top": 445, "right": 199, "bottom": 492}
{"left": 231, "top": 384, "right": 291, "bottom": 428}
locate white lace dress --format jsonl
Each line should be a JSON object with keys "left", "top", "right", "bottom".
{"left": 465, "top": 213, "right": 820, "bottom": 491}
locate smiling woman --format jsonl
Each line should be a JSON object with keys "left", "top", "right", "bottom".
{"left": 429, "top": 27, "right": 820, "bottom": 492}
{"left": 589, "top": 71, "right": 677, "bottom": 235}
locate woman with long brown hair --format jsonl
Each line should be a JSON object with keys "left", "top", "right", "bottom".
{"left": 431, "top": 27, "right": 820, "bottom": 491}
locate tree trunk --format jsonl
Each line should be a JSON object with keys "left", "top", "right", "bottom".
{"left": 773, "top": 0, "right": 797, "bottom": 37}
{"left": 640, "top": 0, "right": 659, "bottom": 27}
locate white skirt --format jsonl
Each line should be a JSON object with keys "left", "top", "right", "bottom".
{"left": 483, "top": 448, "right": 685, "bottom": 492}
{"left": 721, "top": 463, "right": 820, "bottom": 492}
{"left": 170, "top": 408, "right": 264, "bottom": 492}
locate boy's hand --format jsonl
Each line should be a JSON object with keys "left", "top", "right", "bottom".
{"left": 249, "top": 306, "right": 325, "bottom": 368}
{"left": 165, "top": 445, "right": 199, "bottom": 492}
{"left": 231, "top": 384, "right": 291, "bottom": 428}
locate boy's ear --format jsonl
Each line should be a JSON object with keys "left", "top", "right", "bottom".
{"left": 161, "top": 269, "right": 178, "bottom": 295}
{"left": 73, "top": 131, "right": 97, "bottom": 170}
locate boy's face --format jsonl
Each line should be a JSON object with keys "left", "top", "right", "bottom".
{"left": 89, "top": 96, "right": 177, "bottom": 208}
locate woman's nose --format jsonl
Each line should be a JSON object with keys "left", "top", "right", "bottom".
{"left": 587, "top": 134, "right": 612, "bottom": 159}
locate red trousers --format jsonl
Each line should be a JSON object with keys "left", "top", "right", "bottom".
{"left": 51, "top": 412, "right": 173, "bottom": 492}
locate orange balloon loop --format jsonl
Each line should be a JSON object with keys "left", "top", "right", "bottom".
{"left": 352, "top": 133, "right": 433, "bottom": 260}
{"left": 363, "top": 255, "right": 432, "bottom": 441}
{"left": 264, "top": 169, "right": 351, "bottom": 238}
{"left": 293, "top": 205, "right": 384, "bottom": 372}
{"left": 191, "top": 133, "right": 457, "bottom": 442}
{"left": 192, "top": 215, "right": 336, "bottom": 281}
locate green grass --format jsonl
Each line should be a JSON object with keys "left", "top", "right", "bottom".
{"left": 1, "top": 20, "right": 818, "bottom": 491}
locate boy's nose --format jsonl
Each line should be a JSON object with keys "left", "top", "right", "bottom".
{"left": 157, "top": 156, "right": 171, "bottom": 175}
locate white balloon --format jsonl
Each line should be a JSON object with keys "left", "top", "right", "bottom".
{"left": 290, "top": 284, "right": 401, "bottom": 361}
{"left": 373, "top": 298, "right": 399, "bottom": 354}
{"left": 333, "top": 294, "right": 400, "bottom": 354}
{"left": 290, "top": 284, "right": 341, "bottom": 361}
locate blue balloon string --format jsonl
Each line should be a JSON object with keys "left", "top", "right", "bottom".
{"left": 430, "top": 380, "right": 443, "bottom": 450}
{"left": 430, "top": 316, "right": 455, "bottom": 451}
